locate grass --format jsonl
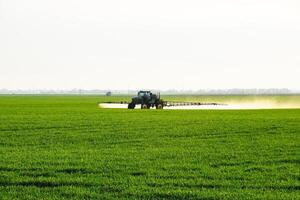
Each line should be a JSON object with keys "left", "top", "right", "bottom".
{"left": 0, "top": 95, "right": 299, "bottom": 199}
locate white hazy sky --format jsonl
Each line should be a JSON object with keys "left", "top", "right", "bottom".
{"left": 0, "top": 0, "right": 300, "bottom": 90}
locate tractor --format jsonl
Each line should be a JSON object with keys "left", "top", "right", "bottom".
{"left": 128, "top": 91, "right": 164, "bottom": 109}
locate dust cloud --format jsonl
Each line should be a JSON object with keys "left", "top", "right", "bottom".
{"left": 99, "top": 99, "right": 300, "bottom": 110}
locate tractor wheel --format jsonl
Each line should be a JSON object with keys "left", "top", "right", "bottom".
{"left": 128, "top": 103, "right": 135, "bottom": 109}
{"left": 156, "top": 104, "right": 163, "bottom": 109}
{"left": 141, "top": 104, "right": 148, "bottom": 109}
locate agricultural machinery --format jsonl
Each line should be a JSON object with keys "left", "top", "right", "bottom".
{"left": 128, "top": 91, "right": 164, "bottom": 109}
{"left": 102, "top": 90, "right": 225, "bottom": 109}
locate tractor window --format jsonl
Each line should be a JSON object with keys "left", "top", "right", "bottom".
{"left": 138, "top": 91, "right": 150, "bottom": 97}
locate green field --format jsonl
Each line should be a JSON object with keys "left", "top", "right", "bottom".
{"left": 0, "top": 95, "right": 299, "bottom": 199}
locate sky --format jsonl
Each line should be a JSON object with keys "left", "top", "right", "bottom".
{"left": 0, "top": 0, "right": 300, "bottom": 90}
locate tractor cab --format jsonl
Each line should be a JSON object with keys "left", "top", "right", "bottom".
{"left": 137, "top": 91, "right": 151, "bottom": 97}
